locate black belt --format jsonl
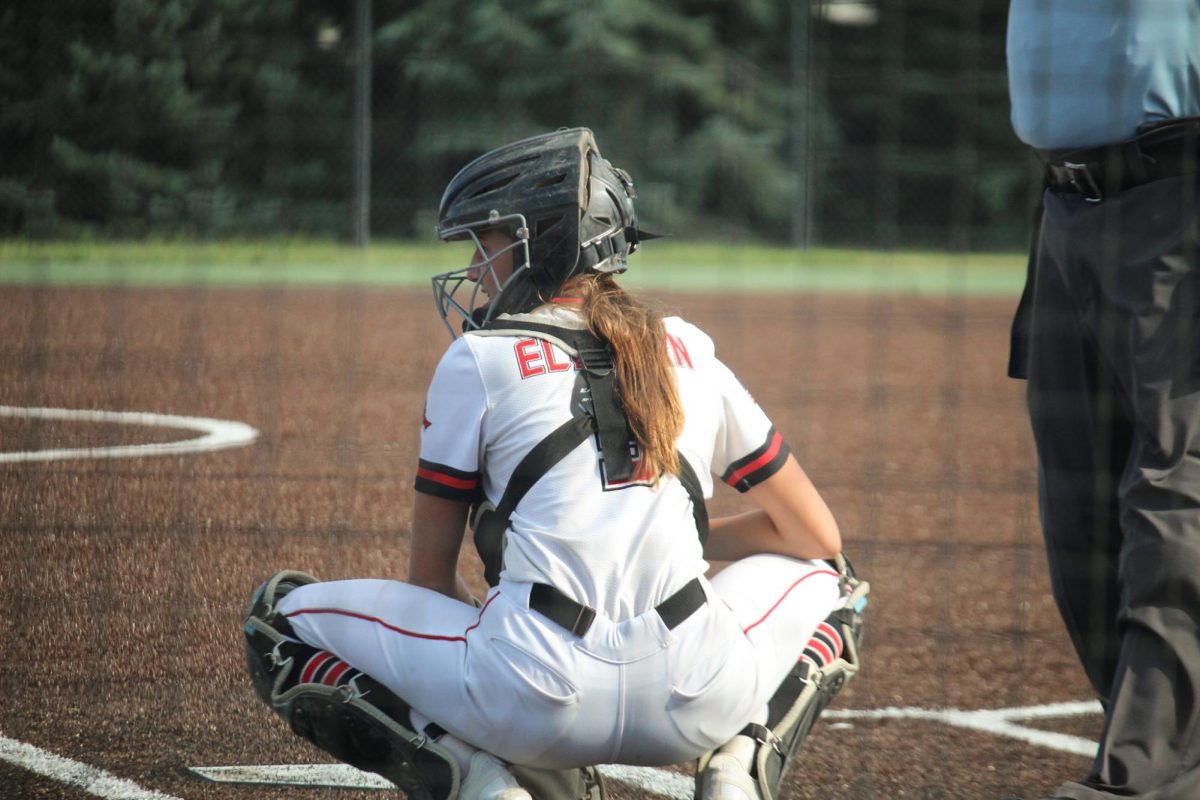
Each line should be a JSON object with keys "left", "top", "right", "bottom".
{"left": 1036, "top": 117, "right": 1200, "bottom": 202}
{"left": 529, "top": 577, "right": 706, "bottom": 637}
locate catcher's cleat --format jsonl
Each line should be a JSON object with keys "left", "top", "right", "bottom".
{"left": 699, "top": 752, "right": 759, "bottom": 800}
{"left": 459, "top": 752, "right": 532, "bottom": 800}
{"left": 696, "top": 554, "right": 870, "bottom": 800}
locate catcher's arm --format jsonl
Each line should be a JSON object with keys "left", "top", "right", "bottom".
{"left": 703, "top": 454, "right": 841, "bottom": 563}
{"left": 407, "top": 492, "right": 476, "bottom": 604}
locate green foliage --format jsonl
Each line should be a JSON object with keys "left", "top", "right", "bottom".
{"left": 375, "top": 0, "right": 801, "bottom": 240}
{"left": 814, "top": 0, "right": 1025, "bottom": 247}
{"left": 1, "top": 0, "right": 351, "bottom": 237}
{"left": 1, "top": 0, "right": 1030, "bottom": 247}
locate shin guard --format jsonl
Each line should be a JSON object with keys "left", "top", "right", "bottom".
{"left": 697, "top": 555, "right": 869, "bottom": 800}
{"left": 244, "top": 571, "right": 460, "bottom": 800}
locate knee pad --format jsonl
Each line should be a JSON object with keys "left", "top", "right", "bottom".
{"left": 755, "top": 555, "right": 868, "bottom": 799}
{"left": 244, "top": 570, "right": 317, "bottom": 705}
{"left": 243, "top": 570, "right": 460, "bottom": 800}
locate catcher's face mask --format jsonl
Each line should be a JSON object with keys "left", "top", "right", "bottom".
{"left": 433, "top": 128, "right": 658, "bottom": 339}
{"left": 432, "top": 211, "right": 532, "bottom": 337}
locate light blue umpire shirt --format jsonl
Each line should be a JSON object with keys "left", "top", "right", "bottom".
{"left": 1007, "top": 0, "right": 1200, "bottom": 151}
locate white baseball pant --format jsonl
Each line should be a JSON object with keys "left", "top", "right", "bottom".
{"left": 276, "top": 554, "right": 841, "bottom": 770}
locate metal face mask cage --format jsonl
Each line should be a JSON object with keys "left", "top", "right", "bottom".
{"left": 433, "top": 128, "right": 659, "bottom": 339}
{"left": 431, "top": 211, "right": 532, "bottom": 338}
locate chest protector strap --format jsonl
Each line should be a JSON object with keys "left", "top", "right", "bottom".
{"left": 469, "top": 319, "right": 709, "bottom": 587}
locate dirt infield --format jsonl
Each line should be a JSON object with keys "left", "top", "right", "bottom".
{"left": 0, "top": 284, "right": 1097, "bottom": 799}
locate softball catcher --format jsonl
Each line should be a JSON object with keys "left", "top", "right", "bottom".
{"left": 244, "top": 128, "right": 868, "bottom": 800}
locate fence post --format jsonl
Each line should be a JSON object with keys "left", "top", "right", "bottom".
{"left": 353, "top": 0, "right": 372, "bottom": 247}
{"left": 792, "top": 0, "right": 814, "bottom": 250}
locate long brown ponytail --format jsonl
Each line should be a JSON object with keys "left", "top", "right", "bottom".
{"left": 560, "top": 274, "right": 684, "bottom": 482}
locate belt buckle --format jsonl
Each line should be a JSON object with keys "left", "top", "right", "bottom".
{"left": 1062, "top": 161, "right": 1103, "bottom": 203}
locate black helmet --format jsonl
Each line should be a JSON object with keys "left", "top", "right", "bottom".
{"left": 432, "top": 128, "right": 649, "bottom": 336}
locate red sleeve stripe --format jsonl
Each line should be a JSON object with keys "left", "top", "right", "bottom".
{"left": 416, "top": 467, "right": 479, "bottom": 491}
{"left": 724, "top": 431, "right": 784, "bottom": 487}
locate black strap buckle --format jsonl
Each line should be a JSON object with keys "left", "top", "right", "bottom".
{"left": 740, "top": 722, "right": 784, "bottom": 755}
{"left": 1061, "top": 161, "right": 1103, "bottom": 202}
{"left": 576, "top": 344, "right": 614, "bottom": 376}
{"left": 570, "top": 604, "right": 597, "bottom": 637}
{"left": 529, "top": 583, "right": 598, "bottom": 636}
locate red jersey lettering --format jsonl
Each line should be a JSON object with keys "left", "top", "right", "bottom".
{"left": 515, "top": 338, "right": 580, "bottom": 378}
{"left": 666, "top": 334, "right": 693, "bottom": 368}
{"left": 515, "top": 339, "right": 545, "bottom": 378}
{"left": 542, "top": 341, "right": 572, "bottom": 373}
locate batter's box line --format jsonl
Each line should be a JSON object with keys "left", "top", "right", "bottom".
{"left": 825, "top": 700, "right": 1103, "bottom": 757}
{"left": 188, "top": 762, "right": 696, "bottom": 798}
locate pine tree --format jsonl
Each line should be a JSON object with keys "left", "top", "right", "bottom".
{"left": 0, "top": 0, "right": 352, "bottom": 237}
{"left": 373, "top": 0, "right": 801, "bottom": 240}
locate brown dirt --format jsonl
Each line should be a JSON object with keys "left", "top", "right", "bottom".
{"left": 0, "top": 284, "right": 1096, "bottom": 799}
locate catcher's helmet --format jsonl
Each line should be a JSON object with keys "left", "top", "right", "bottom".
{"left": 433, "top": 128, "right": 649, "bottom": 336}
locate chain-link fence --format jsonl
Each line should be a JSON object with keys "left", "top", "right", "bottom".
{"left": 2, "top": 0, "right": 1034, "bottom": 251}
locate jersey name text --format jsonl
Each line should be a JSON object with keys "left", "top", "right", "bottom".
{"left": 514, "top": 334, "right": 695, "bottom": 379}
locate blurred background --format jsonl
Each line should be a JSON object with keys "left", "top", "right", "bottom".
{"left": 1, "top": 0, "right": 1033, "bottom": 252}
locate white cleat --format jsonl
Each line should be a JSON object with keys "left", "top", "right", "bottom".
{"left": 459, "top": 751, "right": 532, "bottom": 800}
{"left": 701, "top": 753, "right": 760, "bottom": 800}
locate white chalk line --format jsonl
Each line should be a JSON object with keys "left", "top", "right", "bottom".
{"left": 0, "top": 733, "right": 181, "bottom": 800}
{"left": 1, "top": 702, "right": 1101, "bottom": 798}
{"left": 188, "top": 762, "right": 697, "bottom": 797}
{"left": 187, "top": 762, "right": 697, "bottom": 798}
{"left": 189, "top": 763, "right": 392, "bottom": 790}
{"left": 188, "top": 701, "right": 1104, "bottom": 796}
{"left": 0, "top": 405, "right": 258, "bottom": 463}
{"left": 825, "top": 700, "right": 1104, "bottom": 757}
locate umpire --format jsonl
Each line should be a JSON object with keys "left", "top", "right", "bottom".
{"left": 1006, "top": 2, "right": 1200, "bottom": 799}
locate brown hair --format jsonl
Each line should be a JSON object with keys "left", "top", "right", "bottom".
{"left": 560, "top": 274, "right": 684, "bottom": 482}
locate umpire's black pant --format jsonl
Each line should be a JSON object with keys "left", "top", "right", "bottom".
{"left": 1011, "top": 171, "right": 1200, "bottom": 799}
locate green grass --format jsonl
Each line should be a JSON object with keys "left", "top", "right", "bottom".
{"left": 0, "top": 238, "right": 1027, "bottom": 295}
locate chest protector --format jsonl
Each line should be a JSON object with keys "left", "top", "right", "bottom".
{"left": 467, "top": 318, "right": 709, "bottom": 587}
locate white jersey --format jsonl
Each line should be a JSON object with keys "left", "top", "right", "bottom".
{"left": 416, "top": 305, "right": 789, "bottom": 623}
{"left": 281, "top": 304, "right": 842, "bottom": 769}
